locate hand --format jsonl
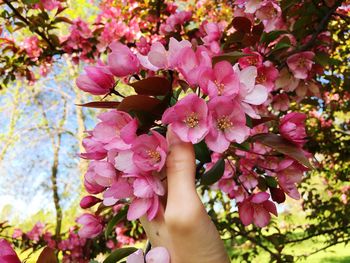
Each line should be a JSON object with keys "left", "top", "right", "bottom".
{"left": 140, "top": 129, "right": 230, "bottom": 263}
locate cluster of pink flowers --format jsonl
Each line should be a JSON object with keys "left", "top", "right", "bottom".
{"left": 76, "top": 14, "right": 312, "bottom": 228}
{"left": 160, "top": 11, "right": 192, "bottom": 35}
{"left": 22, "top": 36, "right": 42, "bottom": 61}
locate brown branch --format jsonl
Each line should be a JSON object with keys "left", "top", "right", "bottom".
{"left": 3, "top": 0, "right": 55, "bottom": 50}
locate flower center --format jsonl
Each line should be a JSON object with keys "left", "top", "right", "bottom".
{"left": 217, "top": 115, "right": 233, "bottom": 131}
{"left": 248, "top": 57, "right": 258, "bottom": 65}
{"left": 184, "top": 112, "right": 199, "bottom": 128}
{"left": 214, "top": 80, "right": 225, "bottom": 96}
{"left": 256, "top": 73, "right": 267, "bottom": 84}
{"left": 147, "top": 150, "right": 161, "bottom": 163}
{"left": 298, "top": 58, "right": 306, "bottom": 68}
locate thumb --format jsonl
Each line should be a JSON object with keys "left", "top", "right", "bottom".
{"left": 165, "top": 128, "right": 198, "bottom": 210}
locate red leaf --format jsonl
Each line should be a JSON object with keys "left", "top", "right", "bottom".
{"left": 251, "top": 133, "right": 312, "bottom": 169}
{"left": 76, "top": 101, "right": 120, "bottom": 109}
{"left": 232, "top": 17, "right": 252, "bottom": 33}
{"left": 37, "top": 247, "right": 57, "bottom": 263}
{"left": 129, "top": 77, "right": 171, "bottom": 96}
{"left": 118, "top": 95, "right": 162, "bottom": 114}
{"left": 251, "top": 116, "right": 276, "bottom": 127}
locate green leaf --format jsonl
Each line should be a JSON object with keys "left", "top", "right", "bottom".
{"left": 265, "top": 176, "right": 278, "bottom": 188}
{"left": 251, "top": 133, "right": 312, "bottom": 169}
{"left": 129, "top": 77, "right": 171, "bottom": 96}
{"left": 213, "top": 51, "right": 251, "bottom": 65}
{"left": 233, "top": 142, "right": 250, "bottom": 151}
{"left": 194, "top": 140, "right": 211, "bottom": 163}
{"left": 105, "top": 208, "right": 128, "bottom": 239}
{"left": 23, "top": 0, "right": 40, "bottom": 4}
{"left": 201, "top": 158, "right": 225, "bottom": 185}
{"left": 260, "top": 30, "right": 288, "bottom": 43}
{"left": 103, "top": 247, "right": 138, "bottom": 263}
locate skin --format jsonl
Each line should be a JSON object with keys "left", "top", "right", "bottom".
{"left": 140, "top": 129, "right": 230, "bottom": 263}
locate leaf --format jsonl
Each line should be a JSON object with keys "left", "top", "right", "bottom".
{"left": 213, "top": 51, "right": 251, "bottom": 65}
{"left": 232, "top": 17, "right": 252, "bottom": 33}
{"left": 37, "top": 247, "right": 57, "bottom": 263}
{"left": 251, "top": 116, "right": 276, "bottom": 127}
{"left": 272, "top": 41, "right": 291, "bottom": 52}
{"left": 23, "top": 0, "right": 40, "bottom": 4}
{"left": 201, "top": 158, "right": 225, "bottom": 185}
{"left": 118, "top": 95, "right": 162, "bottom": 115}
{"left": 76, "top": 101, "right": 120, "bottom": 109}
{"left": 103, "top": 247, "right": 138, "bottom": 263}
{"left": 251, "top": 133, "right": 312, "bottom": 169}
{"left": 194, "top": 141, "right": 211, "bottom": 163}
{"left": 53, "top": 16, "right": 73, "bottom": 24}
{"left": 129, "top": 77, "right": 171, "bottom": 96}
{"left": 105, "top": 208, "right": 127, "bottom": 239}
{"left": 265, "top": 176, "right": 278, "bottom": 188}
{"left": 260, "top": 30, "right": 288, "bottom": 43}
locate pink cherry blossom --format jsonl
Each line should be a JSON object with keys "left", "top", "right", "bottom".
{"left": 202, "top": 22, "right": 222, "bottom": 43}
{"left": 80, "top": 134, "right": 107, "bottom": 160}
{"left": 131, "top": 131, "right": 168, "bottom": 172}
{"left": 238, "top": 192, "right": 277, "bottom": 227}
{"left": 177, "top": 46, "right": 212, "bottom": 85}
{"left": 127, "top": 195, "right": 160, "bottom": 221}
{"left": 256, "top": 63, "right": 279, "bottom": 91}
{"left": 76, "top": 64, "right": 115, "bottom": 95}
{"left": 85, "top": 160, "right": 117, "bottom": 187}
{"left": 27, "top": 222, "right": 45, "bottom": 242}
{"left": 199, "top": 61, "right": 240, "bottom": 98}
{"left": 160, "top": 11, "right": 192, "bottom": 34}
{"left": 145, "top": 247, "right": 170, "bottom": 263}
{"left": 108, "top": 42, "right": 140, "bottom": 77}
{"left": 35, "top": 0, "right": 62, "bottom": 11}
{"left": 76, "top": 213, "right": 104, "bottom": 238}
{"left": 275, "top": 67, "right": 300, "bottom": 91}
{"left": 287, "top": 51, "right": 315, "bottom": 79}
{"left": 238, "top": 48, "right": 263, "bottom": 68}
{"left": 103, "top": 178, "right": 133, "bottom": 206}
{"left": 23, "top": 36, "right": 42, "bottom": 61}
{"left": 140, "top": 38, "right": 191, "bottom": 70}
{"left": 162, "top": 94, "right": 209, "bottom": 144}
{"left": 276, "top": 159, "right": 308, "bottom": 199}
{"left": 255, "top": 1, "right": 282, "bottom": 32}
{"left": 0, "top": 239, "right": 21, "bottom": 263}
{"left": 279, "top": 112, "right": 307, "bottom": 146}
{"left": 272, "top": 93, "right": 290, "bottom": 112}
{"left": 206, "top": 97, "right": 250, "bottom": 153}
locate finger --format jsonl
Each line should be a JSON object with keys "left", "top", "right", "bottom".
{"left": 165, "top": 128, "right": 199, "bottom": 211}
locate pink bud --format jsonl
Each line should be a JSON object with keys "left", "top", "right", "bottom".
{"left": 80, "top": 195, "right": 102, "bottom": 209}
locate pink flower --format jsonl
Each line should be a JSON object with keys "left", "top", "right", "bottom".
{"left": 177, "top": 46, "right": 212, "bottom": 85}
{"left": 279, "top": 112, "right": 307, "bottom": 146}
{"left": 275, "top": 67, "right": 300, "bottom": 92}
{"left": 287, "top": 51, "right": 315, "bottom": 79}
{"left": 80, "top": 195, "right": 102, "bottom": 209}
{"left": 255, "top": 1, "right": 282, "bottom": 32}
{"left": 146, "top": 247, "right": 170, "bottom": 263}
{"left": 76, "top": 214, "right": 104, "bottom": 238}
{"left": 80, "top": 134, "right": 107, "bottom": 160}
{"left": 199, "top": 61, "right": 240, "bottom": 98}
{"left": 103, "top": 179, "right": 133, "bottom": 206}
{"left": 276, "top": 159, "right": 307, "bottom": 200}
{"left": 0, "top": 239, "right": 21, "bottom": 263}
{"left": 12, "top": 229, "right": 23, "bottom": 239}
{"left": 108, "top": 42, "right": 140, "bottom": 77}
{"left": 238, "top": 48, "right": 263, "bottom": 68}
{"left": 23, "top": 36, "right": 42, "bottom": 61}
{"left": 127, "top": 174, "right": 165, "bottom": 220}
{"left": 238, "top": 192, "right": 277, "bottom": 227}
{"left": 202, "top": 22, "right": 222, "bottom": 43}
{"left": 92, "top": 110, "right": 137, "bottom": 150}
{"left": 256, "top": 64, "right": 279, "bottom": 91}
{"left": 205, "top": 97, "right": 250, "bottom": 153}
{"left": 162, "top": 94, "right": 209, "bottom": 144}
{"left": 84, "top": 161, "right": 117, "bottom": 188}
{"left": 76, "top": 64, "right": 115, "bottom": 95}
{"left": 37, "top": 0, "right": 61, "bottom": 11}
{"left": 131, "top": 131, "right": 167, "bottom": 172}
{"left": 127, "top": 247, "right": 170, "bottom": 263}
{"left": 27, "top": 222, "right": 45, "bottom": 242}
{"left": 272, "top": 93, "right": 290, "bottom": 112}
{"left": 140, "top": 38, "right": 191, "bottom": 70}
